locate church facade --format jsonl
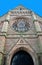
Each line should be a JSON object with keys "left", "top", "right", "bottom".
{"left": 0, "top": 6, "right": 42, "bottom": 65}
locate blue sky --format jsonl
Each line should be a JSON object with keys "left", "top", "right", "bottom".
{"left": 0, "top": 0, "right": 42, "bottom": 17}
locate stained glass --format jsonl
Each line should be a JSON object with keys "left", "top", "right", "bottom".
{"left": 12, "top": 19, "right": 30, "bottom": 32}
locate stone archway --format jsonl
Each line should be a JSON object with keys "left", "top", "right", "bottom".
{"left": 7, "top": 46, "right": 39, "bottom": 65}
{"left": 11, "top": 50, "right": 34, "bottom": 65}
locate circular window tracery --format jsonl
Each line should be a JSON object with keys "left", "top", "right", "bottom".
{"left": 12, "top": 19, "right": 30, "bottom": 32}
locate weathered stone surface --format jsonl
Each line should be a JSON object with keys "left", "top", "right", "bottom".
{"left": 34, "top": 21, "right": 41, "bottom": 32}
{"left": 38, "top": 36, "right": 42, "bottom": 53}
{"left": 0, "top": 6, "right": 42, "bottom": 65}
{"left": 2, "top": 22, "right": 8, "bottom": 32}
{"left": 0, "top": 36, "right": 5, "bottom": 53}
{"left": 0, "top": 53, "right": 3, "bottom": 65}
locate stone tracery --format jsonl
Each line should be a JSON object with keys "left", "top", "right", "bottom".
{"left": 12, "top": 18, "right": 30, "bottom": 32}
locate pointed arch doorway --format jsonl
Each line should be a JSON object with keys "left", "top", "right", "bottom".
{"left": 11, "top": 50, "right": 34, "bottom": 65}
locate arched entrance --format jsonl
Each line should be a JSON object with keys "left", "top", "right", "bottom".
{"left": 11, "top": 50, "right": 34, "bottom": 65}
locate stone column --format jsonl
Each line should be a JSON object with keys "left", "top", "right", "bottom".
{"left": 6, "top": 12, "right": 11, "bottom": 20}
{"left": 34, "top": 21, "right": 41, "bottom": 32}
{"left": 32, "top": 12, "right": 37, "bottom": 20}
{"left": 2, "top": 21, "right": 9, "bottom": 33}
{"left": 0, "top": 36, "right": 5, "bottom": 65}
{"left": 38, "top": 36, "right": 42, "bottom": 53}
{"left": 32, "top": 12, "right": 41, "bottom": 32}
{"left": 32, "top": 13, "right": 42, "bottom": 65}
{"left": 38, "top": 36, "right": 42, "bottom": 65}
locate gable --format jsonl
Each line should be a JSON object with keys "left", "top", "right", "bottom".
{"left": 0, "top": 5, "right": 42, "bottom": 34}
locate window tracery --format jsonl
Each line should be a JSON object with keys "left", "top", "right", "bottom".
{"left": 12, "top": 19, "right": 30, "bottom": 32}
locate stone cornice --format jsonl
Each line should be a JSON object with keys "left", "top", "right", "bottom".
{"left": 0, "top": 32, "right": 42, "bottom": 39}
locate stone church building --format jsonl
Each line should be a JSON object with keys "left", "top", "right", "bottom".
{"left": 0, "top": 6, "right": 42, "bottom": 65}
